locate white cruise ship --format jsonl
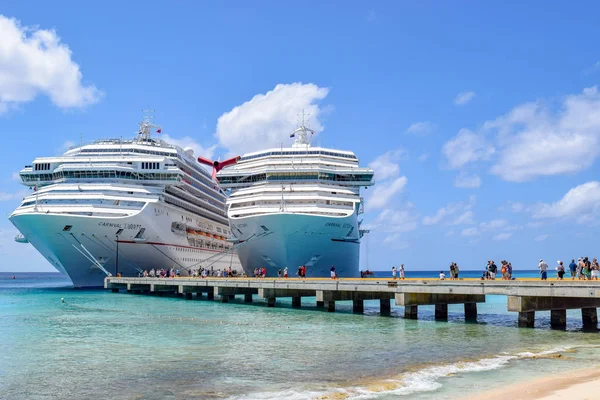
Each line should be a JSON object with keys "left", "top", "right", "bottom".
{"left": 9, "top": 116, "right": 241, "bottom": 287}
{"left": 216, "top": 120, "right": 374, "bottom": 278}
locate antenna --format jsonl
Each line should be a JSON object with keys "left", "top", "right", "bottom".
{"left": 137, "top": 108, "right": 160, "bottom": 140}
{"left": 289, "top": 109, "right": 315, "bottom": 148}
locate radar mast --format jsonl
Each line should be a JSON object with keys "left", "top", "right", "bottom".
{"left": 290, "top": 109, "right": 315, "bottom": 148}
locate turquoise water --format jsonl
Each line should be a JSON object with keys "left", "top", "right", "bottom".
{"left": 1, "top": 272, "right": 599, "bottom": 399}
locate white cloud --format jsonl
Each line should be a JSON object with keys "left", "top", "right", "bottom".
{"left": 441, "top": 129, "right": 494, "bottom": 169}
{"left": 161, "top": 134, "right": 216, "bottom": 160}
{"left": 533, "top": 181, "right": 600, "bottom": 223}
{"left": 406, "top": 121, "right": 436, "bottom": 136}
{"left": 215, "top": 82, "right": 329, "bottom": 155}
{"left": 461, "top": 227, "right": 479, "bottom": 237}
{"left": 366, "top": 149, "right": 408, "bottom": 209}
{"left": 57, "top": 140, "right": 76, "bottom": 154}
{"left": 454, "top": 172, "right": 481, "bottom": 188}
{"left": 0, "top": 189, "right": 30, "bottom": 201}
{"left": 535, "top": 234, "right": 549, "bottom": 242}
{"left": 368, "top": 149, "right": 405, "bottom": 181}
{"left": 382, "top": 233, "right": 410, "bottom": 249}
{"left": 454, "top": 91, "right": 476, "bottom": 106}
{"left": 508, "top": 201, "right": 526, "bottom": 213}
{"left": 493, "top": 232, "right": 512, "bottom": 241}
{"left": 0, "top": 15, "right": 101, "bottom": 113}
{"left": 417, "top": 153, "right": 430, "bottom": 162}
{"left": 367, "top": 176, "right": 407, "bottom": 209}
{"left": 452, "top": 210, "right": 474, "bottom": 225}
{"left": 422, "top": 196, "right": 476, "bottom": 226}
{"left": 372, "top": 208, "right": 418, "bottom": 233}
{"left": 480, "top": 219, "right": 508, "bottom": 231}
{"left": 487, "top": 87, "right": 600, "bottom": 182}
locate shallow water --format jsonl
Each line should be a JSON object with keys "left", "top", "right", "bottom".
{"left": 1, "top": 272, "right": 598, "bottom": 399}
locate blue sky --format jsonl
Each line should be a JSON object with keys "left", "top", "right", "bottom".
{"left": 1, "top": 1, "right": 599, "bottom": 272}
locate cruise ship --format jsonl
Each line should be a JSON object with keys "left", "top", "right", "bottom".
{"left": 9, "top": 116, "right": 241, "bottom": 287}
{"left": 215, "top": 119, "right": 374, "bottom": 278}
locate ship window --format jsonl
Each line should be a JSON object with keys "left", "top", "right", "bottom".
{"left": 62, "top": 225, "right": 73, "bottom": 232}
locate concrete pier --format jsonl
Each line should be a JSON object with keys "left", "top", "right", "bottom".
{"left": 105, "top": 277, "right": 600, "bottom": 330}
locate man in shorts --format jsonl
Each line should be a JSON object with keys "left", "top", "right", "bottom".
{"left": 538, "top": 259, "right": 548, "bottom": 280}
{"left": 569, "top": 259, "right": 577, "bottom": 280}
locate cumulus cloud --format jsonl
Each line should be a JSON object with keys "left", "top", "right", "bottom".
{"left": 368, "top": 149, "right": 405, "bottom": 181}
{"left": 366, "top": 149, "right": 408, "bottom": 209}
{"left": 370, "top": 207, "right": 419, "bottom": 233}
{"left": 445, "top": 86, "right": 600, "bottom": 182}
{"left": 215, "top": 82, "right": 329, "bottom": 155}
{"left": 367, "top": 176, "right": 407, "bottom": 209}
{"left": 0, "top": 189, "right": 30, "bottom": 201}
{"left": 161, "top": 134, "right": 217, "bottom": 160}
{"left": 493, "top": 232, "right": 512, "bottom": 241}
{"left": 57, "top": 140, "right": 76, "bottom": 154}
{"left": 417, "top": 153, "right": 430, "bottom": 162}
{"left": 533, "top": 181, "right": 600, "bottom": 224}
{"left": 487, "top": 87, "right": 600, "bottom": 181}
{"left": 461, "top": 227, "right": 479, "bottom": 237}
{"left": 422, "top": 196, "right": 476, "bottom": 226}
{"left": 454, "top": 91, "right": 475, "bottom": 106}
{"left": 0, "top": 15, "right": 101, "bottom": 113}
{"left": 406, "top": 121, "right": 436, "bottom": 136}
{"left": 452, "top": 210, "right": 475, "bottom": 225}
{"left": 480, "top": 219, "right": 508, "bottom": 231}
{"left": 454, "top": 172, "right": 482, "bottom": 189}
{"left": 441, "top": 129, "right": 494, "bottom": 169}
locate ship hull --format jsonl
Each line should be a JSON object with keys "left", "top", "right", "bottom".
{"left": 10, "top": 204, "right": 241, "bottom": 287}
{"left": 230, "top": 212, "right": 360, "bottom": 278}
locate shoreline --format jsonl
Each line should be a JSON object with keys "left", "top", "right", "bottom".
{"left": 465, "top": 366, "right": 600, "bottom": 400}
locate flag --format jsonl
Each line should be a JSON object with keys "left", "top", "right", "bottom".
{"left": 156, "top": 129, "right": 162, "bottom": 134}
{"left": 290, "top": 133, "right": 295, "bottom": 138}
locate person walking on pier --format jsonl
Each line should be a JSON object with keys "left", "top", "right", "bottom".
{"left": 301, "top": 265, "right": 306, "bottom": 278}
{"left": 449, "top": 263, "right": 456, "bottom": 280}
{"left": 330, "top": 265, "right": 337, "bottom": 279}
{"left": 283, "top": 267, "right": 288, "bottom": 278}
{"left": 538, "top": 259, "right": 548, "bottom": 280}
{"left": 556, "top": 261, "right": 565, "bottom": 280}
{"left": 400, "top": 264, "right": 405, "bottom": 280}
{"left": 592, "top": 258, "right": 599, "bottom": 280}
{"left": 569, "top": 259, "right": 577, "bottom": 280}
{"left": 277, "top": 268, "right": 282, "bottom": 278}
{"left": 392, "top": 266, "right": 397, "bottom": 279}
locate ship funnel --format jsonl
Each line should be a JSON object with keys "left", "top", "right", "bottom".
{"left": 197, "top": 156, "right": 240, "bottom": 181}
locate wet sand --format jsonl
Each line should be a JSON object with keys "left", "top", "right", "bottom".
{"left": 465, "top": 367, "right": 600, "bottom": 400}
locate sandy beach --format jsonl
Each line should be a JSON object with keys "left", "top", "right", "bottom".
{"left": 466, "top": 367, "right": 600, "bottom": 400}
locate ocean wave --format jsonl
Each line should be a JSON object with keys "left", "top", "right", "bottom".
{"left": 231, "top": 346, "right": 575, "bottom": 400}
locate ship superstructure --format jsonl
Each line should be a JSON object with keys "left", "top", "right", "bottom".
{"left": 9, "top": 116, "right": 240, "bottom": 287}
{"left": 216, "top": 116, "right": 374, "bottom": 277}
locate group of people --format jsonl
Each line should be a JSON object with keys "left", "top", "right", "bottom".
{"left": 141, "top": 266, "right": 239, "bottom": 279}
{"left": 542, "top": 257, "right": 600, "bottom": 280}
{"left": 480, "top": 260, "right": 513, "bottom": 280}
{"left": 143, "top": 268, "right": 179, "bottom": 278}
{"left": 253, "top": 267, "right": 268, "bottom": 278}
{"left": 391, "top": 264, "right": 405, "bottom": 279}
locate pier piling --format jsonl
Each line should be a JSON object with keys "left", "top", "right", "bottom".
{"left": 582, "top": 308, "right": 598, "bottom": 329}
{"left": 404, "top": 305, "right": 418, "bottom": 319}
{"left": 464, "top": 303, "right": 477, "bottom": 321}
{"left": 105, "top": 277, "right": 600, "bottom": 330}
{"left": 550, "top": 309, "right": 567, "bottom": 329}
